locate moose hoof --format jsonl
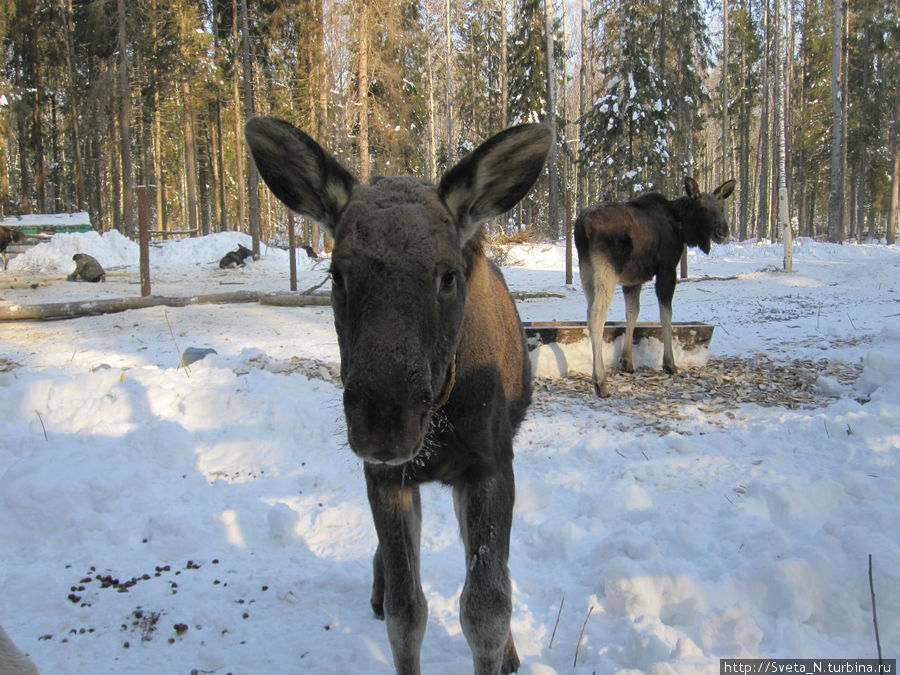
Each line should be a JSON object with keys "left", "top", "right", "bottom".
{"left": 501, "top": 634, "right": 520, "bottom": 674}
{"left": 501, "top": 653, "right": 521, "bottom": 674}
{"left": 663, "top": 363, "right": 677, "bottom": 375}
{"left": 619, "top": 359, "right": 634, "bottom": 374}
{"left": 593, "top": 380, "right": 611, "bottom": 398}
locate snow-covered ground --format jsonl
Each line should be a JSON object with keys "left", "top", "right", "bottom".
{"left": 0, "top": 231, "right": 897, "bottom": 674}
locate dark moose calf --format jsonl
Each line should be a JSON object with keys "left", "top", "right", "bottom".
{"left": 575, "top": 177, "right": 735, "bottom": 397}
{"left": 246, "top": 117, "right": 551, "bottom": 675}
{"left": 219, "top": 244, "right": 254, "bottom": 268}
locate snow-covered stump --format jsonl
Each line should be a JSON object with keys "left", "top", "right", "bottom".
{"left": 525, "top": 320, "right": 714, "bottom": 379}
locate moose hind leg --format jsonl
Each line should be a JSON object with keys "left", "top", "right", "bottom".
{"left": 620, "top": 284, "right": 642, "bottom": 373}
{"left": 585, "top": 254, "right": 617, "bottom": 397}
{"left": 365, "top": 467, "right": 427, "bottom": 675}
{"left": 454, "top": 466, "right": 518, "bottom": 675}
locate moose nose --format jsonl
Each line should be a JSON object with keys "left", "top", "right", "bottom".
{"left": 342, "top": 387, "right": 432, "bottom": 465}
{"left": 714, "top": 224, "right": 729, "bottom": 242}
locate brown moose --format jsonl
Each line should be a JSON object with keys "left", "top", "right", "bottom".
{"left": 246, "top": 116, "right": 550, "bottom": 675}
{"left": 575, "top": 177, "right": 735, "bottom": 396}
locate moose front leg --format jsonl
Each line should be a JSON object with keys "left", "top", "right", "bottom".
{"left": 365, "top": 466, "right": 427, "bottom": 675}
{"left": 453, "top": 464, "right": 519, "bottom": 675}
{"left": 655, "top": 267, "right": 678, "bottom": 374}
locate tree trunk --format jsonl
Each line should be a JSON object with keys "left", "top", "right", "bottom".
{"left": 313, "top": 0, "right": 327, "bottom": 251}
{"left": 544, "top": 0, "right": 559, "bottom": 240}
{"left": 445, "top": 0, "right": 454, "bottom": 160}
{"left": 722, "top": 0, "right": 730, "bottom": 185}
{"left": 888, "top": 70, "right": 900, "bottom": 245}
{"left": 32, "top": 91, "right": 47, "bottom": 213}
{"left": 0, "top": 121, "right": 7, "bottom": 215}
{"left": 562, "top": 0, "right": 572, "bottom": 283}
{"left": 775, "top": 0, "right": 792, "bottom": 270}
{"left": 738, "top": 84, "right": 751, "bottom": 238}
{"left": 756, "top": 6, "right": 771, "bottom": 242}
{"left": 180, "top": 80, "right": 199, "bottom": 237}
{"left": 241, "top": 0, "right": 260, "bottom": 256}
{"left": 64, "top": 0, "right": 85, "bottom": 211}
{"left": 16, "top": 102, "right": 30, "bottom": 212}
{"left": 854, "top": 15, "right": 872, "bottom": 242}
{"left": 425, "top": 4, "right": 437, "bottom": 182}
{"left": 357, "top": 0, "right": 370, "bottom": 183}
{"left": 578, "top": 0, "right": 588, "bottom": 214}
{"left": 840, "top": 0, "right": 849, "bottom": 238}
{"left": 118, "top": 0, "right": 134, "bottom": 237}
{"left": 796, "top": 0, "right": 809, "bottom": 237}
{"left": 827, "top": 0, "right": 844, "bottom": 242}
{"left": 211, "top": 0, "right": 227, "bottom": 233}
{"left": 500, "top": 0, "right": 508, "bottom": 129}
{"left": 232, "top": 0, "right": 246, "bottom": 232}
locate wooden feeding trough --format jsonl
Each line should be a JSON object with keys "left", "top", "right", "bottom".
{"left": 523, "top": 321, "right": 714, "bottom": 350}
{"left": 522, "top": 320, "right": 715, "bottom": 378}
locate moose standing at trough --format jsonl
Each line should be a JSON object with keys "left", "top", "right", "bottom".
{"left": 246, "top": 117, "right": 551, "bottom": 675}
{"left": 575, "top": 176, "right": 736, "bottom": 397}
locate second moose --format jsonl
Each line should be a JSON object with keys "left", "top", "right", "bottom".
{"left": 575, "top": 177, "right": 735, "bottom": 397}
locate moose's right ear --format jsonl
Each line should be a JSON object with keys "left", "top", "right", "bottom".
{"left": 245, "top": 116, "right": 357, "bottom": 236}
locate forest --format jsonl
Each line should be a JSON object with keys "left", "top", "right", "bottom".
{"left": 1, "top": 0, "right": 898, "bottom": 252}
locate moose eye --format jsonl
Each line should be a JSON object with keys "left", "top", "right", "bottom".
{"left": 438, "top": 270, "right": 457, "bottom": 296}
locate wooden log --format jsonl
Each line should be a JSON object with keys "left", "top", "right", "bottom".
{"left": 510, "top": 291, "right": 566, "bottom": 300}
{"left": 258, "top": 291, "right": 331, "bottom": 307}
{"left": 0, "top": 290, "right": 333, "bottom": 321}
{"left": 2, "top": 287, "right": 552, "bottom": 322}
{"left": 149, "top": 229, "right": 197, "bottom": 236}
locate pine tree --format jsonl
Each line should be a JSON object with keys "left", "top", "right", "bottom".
{"left": 508, "top": 0, "right": 549, "bottom": 124}
{"left": 581, "top": 0, "right": 677, "bottom": 198}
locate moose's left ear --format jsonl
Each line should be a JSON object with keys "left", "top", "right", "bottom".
{"left": 684, "top": 176, "right": 701, "bottom": 199}
{"left": 439, "top": 124, "right": 553, "bottom": 242}
{"left": 714, "top": 179, "right": 736, "bottom": 200}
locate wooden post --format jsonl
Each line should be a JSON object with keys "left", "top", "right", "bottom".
{"left": 287, "top": 210, "right": 297, "bottom": 292}
{"left": 138, "top": 185, "right": 151, "bottom": 297}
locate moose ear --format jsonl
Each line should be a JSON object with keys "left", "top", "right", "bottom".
{"left": 714, "top": 179, "right": 736, "bottom": 200}
{"left": 684, "top": 176, "right": 701, "bottom": 199}
{"left": 245, "top": 116, "right": 357, "bottom": 236}
{"left": 438, "top": 124, "right": 553, "bottom": 242}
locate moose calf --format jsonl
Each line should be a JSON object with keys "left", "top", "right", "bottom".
{"left": 219, "top": 244, "right": 253, "bottom": 268}
{"left": 575, "top": 177, "right": 735, "bottom": 396}
{"left": 246, "top": 117, "right": 550, "bottom": 675}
